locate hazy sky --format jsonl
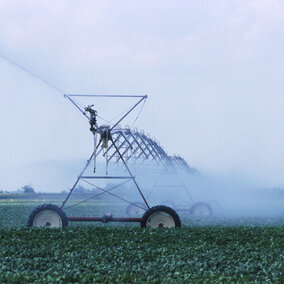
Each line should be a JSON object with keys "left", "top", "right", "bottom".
{"left": 0, "top": 0, "right": 284, "bottom": 191}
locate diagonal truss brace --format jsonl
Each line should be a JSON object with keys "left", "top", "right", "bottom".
{"left": 61, "top": 94, "right": 149, "bottom": 210}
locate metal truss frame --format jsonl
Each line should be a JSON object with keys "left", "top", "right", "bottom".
{"left": 59, "top": 94, "right": 196, "bottom": 223}
{"left": 61, "top": 94, "right": 150, "bottom": 222}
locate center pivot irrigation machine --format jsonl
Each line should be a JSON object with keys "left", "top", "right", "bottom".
{"left": 28, "top": 94, "right": 212, "bottom": 229}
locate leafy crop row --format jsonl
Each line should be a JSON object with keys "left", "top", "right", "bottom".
{"left": 0, "top": 197, "right": 283, "bottom": 282}
{"left": 0, "top": 226, "right": 283, "bottom": 283}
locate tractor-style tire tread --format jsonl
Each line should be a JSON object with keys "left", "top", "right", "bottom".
{"left": 140, "top": 205, "right": 181, "bottom": 228}
{"left": 190, "top": 202, "right": 212, "bottom": 216}
{"left": 27, "top": 203, "right": 68, "bottom": 227}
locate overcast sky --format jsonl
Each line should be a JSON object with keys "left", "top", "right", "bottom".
{"left": 0, "top": 0, "right": 284, "bottom": 191}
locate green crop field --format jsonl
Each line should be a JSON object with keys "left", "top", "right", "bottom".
{"left": 0, "top": 194, "right": 283, "bottom": 283}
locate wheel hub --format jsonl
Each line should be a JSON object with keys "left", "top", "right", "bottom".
{"left": 33, "top": 209, "right": 63, "bottom": 228}
{"left": 146, "top": 211, "right": 175, "bottom": 228}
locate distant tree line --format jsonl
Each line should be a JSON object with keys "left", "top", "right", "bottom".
{"left": 22, "top": 185, "right": 35, "bottom": 194}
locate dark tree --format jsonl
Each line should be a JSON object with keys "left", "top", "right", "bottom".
{"left": 22, "top": 185, "right": 35, "bottom": 194}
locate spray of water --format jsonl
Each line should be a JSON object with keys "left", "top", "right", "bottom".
{"left": 0, "top": 53, "right": 65, "bottom": 94}
{"left": 1, "top": 53, "right": 283, "bottom": 225}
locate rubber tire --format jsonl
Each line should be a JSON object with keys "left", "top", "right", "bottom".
{"left": 162, "top": 200, "right": 176, "bottom": 209}
{"left": 126, "top": 201, "right": 147, "bottom": 216}
{"left": 140, "top": 205, "right": 181, "bottom": 228}
{"left": 27, "top": 204, "right": 68, "bottom": 228}
{"left": 190, "top": 202, "right": 212, "bottom": 216}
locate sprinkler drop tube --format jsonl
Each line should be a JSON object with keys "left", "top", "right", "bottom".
{"left": 94, "top": 132, "right": 97, "bottom": 173}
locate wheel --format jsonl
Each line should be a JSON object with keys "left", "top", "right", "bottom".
{"left": 162, "top": 200, "right": 176, "bottom": 209}
{"left": 190, "top": 202, "right": 212, "bottom": 216}
{"left": 126, "top": 202, "right": 146, "bottom": 216}
{"left": 28, "top": 204, "right": 68, "bottom": 228}
{"left": 141, "top": 205, "right": 181, "bottom": 228}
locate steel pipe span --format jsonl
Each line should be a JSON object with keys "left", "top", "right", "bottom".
{"left": 100, "top": 127, "right": 197, "bottom": 173}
